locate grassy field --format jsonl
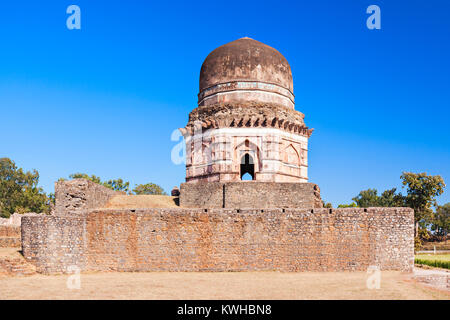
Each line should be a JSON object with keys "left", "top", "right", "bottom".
{"left": 415, "top": 253, "right": 450, "bottom": 269}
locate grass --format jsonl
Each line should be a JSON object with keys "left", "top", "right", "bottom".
{"left": 415, "top": 253, "right": 450, "bottom": 269}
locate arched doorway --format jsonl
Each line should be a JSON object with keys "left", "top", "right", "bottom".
{"left": 240, "top": 153, "right": 255, "bottom": 180}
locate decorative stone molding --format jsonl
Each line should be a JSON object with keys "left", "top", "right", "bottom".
{"left": 198, "top": 80, "right": 295, "bottom": 109}
{"left": 180, "top": 102, "right": 313, "bottom": 138}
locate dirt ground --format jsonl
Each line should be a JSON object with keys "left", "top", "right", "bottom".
{"left": 1, "top": 270, "right": 449, "bottom": 300}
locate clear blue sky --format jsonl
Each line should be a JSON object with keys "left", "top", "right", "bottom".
{"left": 0, "top": 1, "right": 449, "bottom": 206}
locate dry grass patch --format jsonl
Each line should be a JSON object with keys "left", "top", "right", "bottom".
{"left": 1, "top": 271, "right": 449, "bottom": 300}
{"left": 103, "top": 195, "right": 179, "bottom": 209}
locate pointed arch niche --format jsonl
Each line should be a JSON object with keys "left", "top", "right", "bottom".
{"left": 234, "top": 139, "right": 262, "bottom": 180}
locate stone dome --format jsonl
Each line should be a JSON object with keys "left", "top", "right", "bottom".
{"left": 198, "top": 38, "right": 295, "bottom": 109}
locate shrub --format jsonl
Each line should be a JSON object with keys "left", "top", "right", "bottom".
{"left": 415, "top": 258, "right": 450, "bottom": 269}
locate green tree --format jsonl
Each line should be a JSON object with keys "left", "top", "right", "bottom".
{"left": 378, "top": 188, "right": 406, "bottom": 207}
{"left": 0, "top": 158, "right": 50, "bottom": 217}
{"left": 132, "top": 183, "right": 166, "bottom": 195}
{"left": 351, "top": 188, "right": 405, "bottom": 208}
{"left": 400, "top": 172, "right": 446, "bottom": 238}
{"left": 67, "top": 173, "right": 130, "bottom": 193}
{"left": 432, "top": 203, "right": 450, "bottom": 237}
{"left": 337, "top": 202, "right": 358, "bottom": 208}
{"left": 68, "top": 173, "right": 102, "bottom": 184}
{"left": 322, "top": 201, "right": 332, "bottom": 208}
{"left": 104, "top": 179, "right": 130, "bottom": 193}
{"left": 352, "top": 189, "right": 379, "bottom": 207}
{"left": 48, "top": 192, "right": 55, "bottom": 205}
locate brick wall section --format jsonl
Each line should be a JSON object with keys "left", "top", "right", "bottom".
{"left": 21, "top": 216, "right": 86, "bottom": 271}
{"left": 0, "top": 214, "right": 39, "bottom": 248}
{"left": 180, "top": 182, "right": 323, "bottom": 208}
{"left": 0, "top": 237, "right": 21, "bottom": 247}
{"left": 54, "top": 179, "right": 122, "bottom": 215}
{"left": 0, "top": 225, "right": 21, "bottom": 248}
{"left": 21, "top": 208, "right": 414, "bottom": 274}
{"left": 0, "top": 226, "right": 21, "bottom": 237}
{"left": 180, "top": 182, "right": 224, "bottom": 208}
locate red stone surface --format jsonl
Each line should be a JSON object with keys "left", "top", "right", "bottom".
{"left": 21, "top": 208, "right": 414, "bottom": 274}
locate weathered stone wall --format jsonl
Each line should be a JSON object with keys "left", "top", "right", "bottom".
{"left": 21, "top": 208, "right": 414, "bottom": 274}
{"left": 21, "top": 216, "right": 86, "bottom": 271}
{"left": 180, "top": 182, "right": 322, "bottom": 208}
{"left": 0, "top": 213, "right": 39, "bottom": 248}
{"left": 54, "top": 179, "right": 122, "bottom": 215}
{"left": 0, "top": 213, "right": 40, "bottom": 226}
{"left": 180, "top": 182, "right": 224, "bottom": 208}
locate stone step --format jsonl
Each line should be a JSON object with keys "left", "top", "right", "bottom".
{"left": 0, "top": 256, "right": 36, "bottom": 276}
{"left": 0, "top": 226, "right": 21, "bottom": 237}
{"left": 0, "top": 237, "right": 21, "bottom": 248}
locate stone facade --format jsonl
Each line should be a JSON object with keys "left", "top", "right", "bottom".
{"left": 180, "top": 181, "right": 322, "bottom": 208}
{"left": 21, "top": 208, "right": 414, "bottom": 274}
{"left": 181, "top": 103, "right": 311, "bottom": 183}
{"left": 0, "top": 212, "right": 39, "bottom": 226}
{"left": 180, "top": 38, "right": 313, "bottom": 184}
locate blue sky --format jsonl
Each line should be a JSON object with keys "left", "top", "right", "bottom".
{"left": 0, "top": 1, "right": 449, "bottom": 206}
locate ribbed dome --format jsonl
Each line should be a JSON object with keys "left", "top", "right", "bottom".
{"left": 199, "top": 38, "right": 293, "bottom": 93}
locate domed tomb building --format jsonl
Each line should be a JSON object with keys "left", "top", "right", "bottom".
{"left": 180, "top": 38, "right": 313, "bottom": 183}
{"left": 19, "top": 38, "right": 412, "bottom": 275}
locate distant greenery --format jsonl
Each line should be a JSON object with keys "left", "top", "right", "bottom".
{"left": 431, "top": 203, "right": 450, "bottom": 238}
{"left": 415, "top": 254, "right": 450, "bottom": 269}
{"left": 132, "top": 183, "right": 167, "bottom": 195}
{"left": 337, "top": 202, "right": 357, "bottom": 208}
{"left": 401, "top": 172, "right": 445, "bottom": 237}
{"left": 352, "top": 188, "right": 406, "bottom": 208}
{"left": 333, "top": 172, "right": 447, "bottom": 250}
{"left": 62, "top": 173, "right": 166, "bottom": 195}
{"left": 0, "top": 158, "right": 51, "bottom": 217}
{"left": 322, "top": 201, "right": 332, "bottom": 208}
{"left": 337, "top": 187, "right": 405, "bottom": 208}
{"left": 60, "top": 173, "right": 130, "bottom": 193}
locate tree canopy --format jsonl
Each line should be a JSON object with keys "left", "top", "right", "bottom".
{"left": 336, "top": 172, "right": 446, "bottom": 246}
{"left": 351, "top": 188, "right": 405, "bottom": 208}
{"left": 62, "top": 173, "right": 166, "bottom": 195}
{"left": 322, "top": 201, "right": 332, "bottom": 208}
{"left": 64, "top": 173, "right": 130, "bottom": 193}
{"left": 432, "top": 203, "right": 450, "bottom": 237}
{"left": 400, "top": 172, "right": 445, "bottom": 227}
{"left": 337, "top": 202, "right": 357, "bottom": 208}
{"left": 133, "top": 183, "right": 167, "bottom": 195}
{"left": 0, "top": 158, "right": 50, "bottom": 217}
